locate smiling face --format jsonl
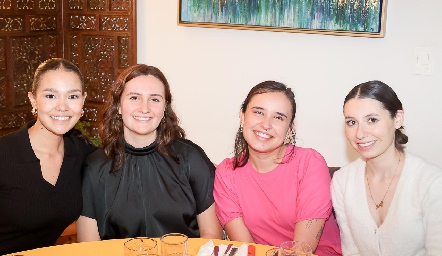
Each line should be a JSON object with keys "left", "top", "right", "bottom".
{"left": 28, "top": 69, "right": 86, "bottom": 136}
{"left": 119, "top": 75, "right": 166, "bottom": 147}
{"left": 344, "top": 98, "right": 403, "bottom": 161}
{"left": 240, "top": 92, "right": 293, "bottom": 155}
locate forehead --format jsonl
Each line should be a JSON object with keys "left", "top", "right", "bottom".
{"left": 37, "top": 69, "right": 82, "bottom": 92}
{"left": 123, "top": 75, "right": 165, "bottom": 94}
{"left": 344, "top": 98, "right": 388, "bottom": 116}
{"left": 248, "top": 92, "right": 292, "bottom": 113}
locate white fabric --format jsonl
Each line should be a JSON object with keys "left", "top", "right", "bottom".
{"left": 331, "top": 152, "right": 442, "bottom": 256}
{"left": 196, "top": 240, "right": 248, "bottom": 256}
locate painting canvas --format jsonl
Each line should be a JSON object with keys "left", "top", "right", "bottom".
{"left": 178, "top": 0, "right": 387, "bottom": 37}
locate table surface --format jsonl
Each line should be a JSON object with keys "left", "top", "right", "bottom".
{"left": 6, "top": 238, "right": 278, "bottom": 256}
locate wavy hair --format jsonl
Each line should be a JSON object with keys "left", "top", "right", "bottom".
{"left": 344, "top": 80, "right": 408, "bottom": 152}
{"left": 101, "top": 64, "right": 186, "bottom": 173}
{"left": 233, "top": 80, "right": 297, "bottom": 169}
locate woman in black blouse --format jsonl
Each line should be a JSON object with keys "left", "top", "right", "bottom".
{"left": 77, "top": 64, "right": 223, "bottom": 241}
{"left": 0, "top": 58, "right": 95, "bottom": 254}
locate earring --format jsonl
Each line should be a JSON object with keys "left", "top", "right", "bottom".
{"left": 80, "top": 109, "right": 84, "bottom": 117}
{"left": 31, "top": 107, "right": 37, "bottom": 116}
{"left": 284, "top": 126, "right": 296, "bottom": 145}
{"left": 239, "top": 127, "right": 243, "bottom": 133}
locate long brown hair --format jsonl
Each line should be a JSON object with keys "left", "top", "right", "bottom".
{"left": 233, "top": 80, "right": 297, "bottom": 169}
{"left": 101, "top": 64, "right": 185, "bottom": 173}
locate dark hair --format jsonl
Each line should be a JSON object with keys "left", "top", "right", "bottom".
{"left": 32, "top": 58, "right": 84, "bottom": 95}
{"left": 233, "top": 80, "right": 297, "bottom": 169}
{"left": 343, "top": 80, "right": 408, "bottom": 152}
{"left": 101, "top": 64, "right": 186, "bottom": 173}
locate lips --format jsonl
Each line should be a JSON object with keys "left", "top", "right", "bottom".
{"left": 51, "top": 116, "right": 70, "bottom": 121}
{"left": 254, "top": 130, "right": 272, "bottom": 139}
{"left": 133, "top": 116, "right": 152, "bottom": 121}
{"left": 358, "top": 140, "right": 375, "bottom": 148}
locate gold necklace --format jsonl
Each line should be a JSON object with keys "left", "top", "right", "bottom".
{"left": 366, "top": 154, "right": 401, "bottom": 210}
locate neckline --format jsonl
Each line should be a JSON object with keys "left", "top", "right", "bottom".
{"left": 124, "top": 141, "right": 158, "bottom": 156}
{"left": 246, "top": 145, "right": 295, "bottom": 176}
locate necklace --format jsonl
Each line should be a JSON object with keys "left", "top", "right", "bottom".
{"left": 366, "top": 154, "right": 401, "bottom": 210}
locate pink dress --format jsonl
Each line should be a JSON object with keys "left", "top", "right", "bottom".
{"left": 214, "top": 146, "right": 342, "bottom": 255}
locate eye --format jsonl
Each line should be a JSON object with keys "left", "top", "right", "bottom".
{"left": 129, "top": 95, "right": 139, "bottom": 101}
{"left": 368, "top": 117, "right": 378, "bottom": 123}
{"left": 150, "top": 97, "right": 161, "bottom": 103}
{"left": 45, "top": 94, "right": 56, "bottom": 99}
{"left": 68, "top": 94, "right": 80, "bottom": 100}
{"left": 253, "top": 110, "right": 264, "bottom": 116}
{"left": 346, "top": 120, "right": 356, "bottom": 126}
{"left": 274, "top": 115, "right": 285, "bottom": 121}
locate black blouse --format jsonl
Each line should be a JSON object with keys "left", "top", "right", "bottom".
{"left": 81, "top": 139, "right": 215, "bottom": 239}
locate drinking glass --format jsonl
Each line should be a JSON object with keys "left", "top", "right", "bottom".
{"left": 266, "top": 247, "right": 279, "bottom": 256}
{"left": 124, "top": 237, "right": 158, "bottom": 256}
{"left": 160, "top": 233, "right": 188, "bottom": 256}
{"left": 279, "top": 241, "right": 312, "bottom": 256}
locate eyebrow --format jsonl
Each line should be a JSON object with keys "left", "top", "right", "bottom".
{"left": 126, "top": 92, "right": 165, "bottom": 98}
{"left": 43, "top": 88, "right": 82, "bottom": 93}
{"left": 251, "top": 106, "right": 288, "bottom": 118}
{"left": 345, "top": 113, "right": 380, "bottom": 119}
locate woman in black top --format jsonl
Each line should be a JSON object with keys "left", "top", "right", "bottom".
{"left": 77, "top": 64, "right": 222, "bottom": 241}
{"left": 0, "top": 58, "right": 95, "bottom": 254}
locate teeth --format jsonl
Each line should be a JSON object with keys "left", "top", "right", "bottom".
{"left": 133, "top": 116, "right": 151, "bottom": 121}
{"left": 52, "top": 116, "right": 70, "bottom": 121}
{"left": 359, "top": 141, "right": 375, "bottom": 147}
{"left": 255, "top": 131, "right": 271, "bottom": 139}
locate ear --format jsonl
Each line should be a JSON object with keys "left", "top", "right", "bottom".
{"left": 82, "top": 92, "right": 87, "bottom": 105}
{"left": 239, "top": 111, "right": 244, "bottom": 128}
{"left": 394, "top": 110, "right": 404, "bottom": 129}
{"left": 28, "top": 92, "right": 36, "bottom": 108}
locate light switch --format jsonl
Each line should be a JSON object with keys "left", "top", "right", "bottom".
{"left": 413, "top": 47, "right": 434, "bottom": 76}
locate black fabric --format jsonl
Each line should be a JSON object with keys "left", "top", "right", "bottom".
{"left": 81, "top": 138, "right": 215, "bottom": 239}
{"left": 0, "top": 121, "right": 96, "bottom": 255}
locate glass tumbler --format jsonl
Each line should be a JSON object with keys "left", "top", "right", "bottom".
{"left": 160, "top": 233, "right": 188, "bottom": 256}
{"left": 124, "top": 237, "right": 158, "bottom": 256}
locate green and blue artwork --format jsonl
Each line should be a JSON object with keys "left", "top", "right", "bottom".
{"left": 180, "top": 0, "right": 385, "bottom": 35}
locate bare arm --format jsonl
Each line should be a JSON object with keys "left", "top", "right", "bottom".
{"left": 294, "top": 218, "right": 326, "bottom": 252}
{"left": 224, "top": 217, "right": 254, "bottom": 243}
{"left": 196, "top": 203, "right": 223, "bottom": 239}
{"left": 76, "top": 215, "right": 101, "bottom": 242}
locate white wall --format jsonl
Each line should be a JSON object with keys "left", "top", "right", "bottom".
{"left": 137, "top": 0, "right": 442, "bottom": 168}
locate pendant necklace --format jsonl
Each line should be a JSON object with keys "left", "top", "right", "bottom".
{"left": 366, "top": 154, "right": 401, "bottom": 210}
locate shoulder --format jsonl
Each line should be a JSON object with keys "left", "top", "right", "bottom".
{"left": 0, "top": 126, "right": 28, "bottom": 155}
{"left": 170, "top": 138, "right": 209, "bottom": 159}
{"left": 83, "top": 148, "right": 111, "bottom": 176}
{"left": 216, "top": 157, "right": 236, "bottom": 175}
{"left": 292, "top": 146, "right": 326, "bottom": 162}
{"left": 332, "top": 158, "right": 364, "bottom": 184}
{"left": 404, "top": 152, "right": 442, "bottom": 184}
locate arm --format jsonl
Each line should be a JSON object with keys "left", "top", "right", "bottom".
{"left": 196, "top": 203, "right": 223, "bottom": 239}
{"left": 293, "top": 218, "right": 326, "bottom": 252}
{"left": 423, "top": 175, "right": 442, "bottom": 254}
{"left": 331, "top": 173, "right": 360, "bottom": 255}
{"left": 76, "top": 215, "right": 101, "bottom": 242}
{"left": 224, "top": 217, "right": 254, "bottom": 243}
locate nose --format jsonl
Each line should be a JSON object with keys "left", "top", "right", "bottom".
{"left": 356, "top": 123, "right": 367, "bottom": 139}
{"left": 56, "top": 98, "right": 69, "bottom": 112}
{"left": 138, "top": 100, "right": 150, "bottom": 114}
{"left": 261, "top": 116, "right": 272, "bottom": 131}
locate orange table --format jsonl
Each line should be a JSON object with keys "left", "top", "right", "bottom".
{"left": 6, "top": 238, "right": 277, "bottom": 256}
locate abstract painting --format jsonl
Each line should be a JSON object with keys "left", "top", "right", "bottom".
{"left": 178, "top": 0, "right": 387, "bottom": 37}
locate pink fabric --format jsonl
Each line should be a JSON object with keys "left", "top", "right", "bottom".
{"left": 214, "top": 146, "right": 342, "bottom": 255}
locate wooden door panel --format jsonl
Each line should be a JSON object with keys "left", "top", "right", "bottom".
{"left": 0, "top": 0, "right": 136, "bottom": 138}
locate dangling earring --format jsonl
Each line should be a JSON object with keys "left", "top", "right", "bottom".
{"left": 80, "top": 109, "right": 84, "bottom": 117}
{"left": 161, "top": 115, "right": 166, "bottom": 124}
{"left": 239, "top": 126, "right": 243, "bottom": 133}
{"left": 31, "top": 107, "right": 37, "bottom": 116}
{"left": 284, "top": 126, "right": 296, "bottom": 145}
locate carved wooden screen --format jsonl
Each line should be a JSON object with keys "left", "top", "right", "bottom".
{"left": 0, "top": 0, "right": 61, "bottom": 136}
{"left": 0, "top": 0, "right": 136, "bottom": 137}
{"left": 64, "top": 0, "right": 136, "bottom": 138}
